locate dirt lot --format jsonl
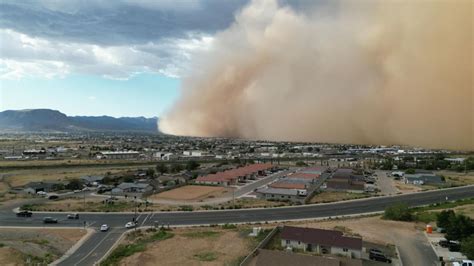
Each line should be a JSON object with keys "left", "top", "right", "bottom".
{"left": 0, "top": 228, "right": 86, "bottom": 265}
{"left": 2, "top": 165, "right": 148, "bottom": 187}
{"left": 151, "top": 185, "right": 231, "bottom": 201}
{"left": 393, "top": 181, "right": 422, "bottom": 193}
{"left": 120, "top": 228, "right": 252, "bottom": 266}
{"left": 309, "top": 191, "right": 369, "bottom": 204}
{"left": 439, "top": 171, "right": 474, "bottom": 186}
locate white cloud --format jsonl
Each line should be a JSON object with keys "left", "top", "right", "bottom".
{"left": 88, "top": 96, "right": 97, "bottom": 101}
{"left": 0, "top": 29, "right": 214, "bottom": 80}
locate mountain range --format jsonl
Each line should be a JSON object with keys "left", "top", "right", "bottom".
{"left": 0, "top": 109, "right": 159, "bottom": 133}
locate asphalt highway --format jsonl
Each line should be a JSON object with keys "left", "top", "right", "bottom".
{"left": 0, "top": 185, "right": 473, "bottom": 265}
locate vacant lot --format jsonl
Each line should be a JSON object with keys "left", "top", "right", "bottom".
{"left": 439, "top": 171, "right": 474, "bottom": 186}
{"left": 120, "top": 228, "right": 252, "bottom": 266}
{"left": 2, "top": 165, "right": 142, "bottom": 187}
{"left": 309, "top": 191, "right": 369, "bottom": 204}
{"left": 151, "top": 185, "right": 231, "bottom": 201}
{"left": 0, "top": 228, "right": 86, "bottom": 265}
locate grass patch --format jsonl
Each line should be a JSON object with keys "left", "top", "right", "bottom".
{"left": 414, "top": 198, "right": 474, "bottom": 212}
{"left": 221, "top": 223, "right": 237, "bottom": 230}
{"left": 183, "top": 231, "right": 221, "bottom": 238}
{"left": 194, "top": 251, "right": 218, "bottom": 262}
{"left": 101, "top": 229, "right": 174, "bottom": 266}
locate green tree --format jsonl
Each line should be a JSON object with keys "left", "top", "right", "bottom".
{"left": 437, "top": 210, "right": 455, "bottom": 229}
{"left": 446, "top": 214, "right": 474, "bottom": 241}
{"left": 405, "top": 168, "right": 416, "bottom": 174}
{"left": 66, "top": 179, "right": 83, "bottom": 190}
{"left": 170, "top": 164, "right": 184, "bottom": 173}
{"left": 146, "top": 168, "right": 155, "bottom": 177}
{"left": 295, "top": 161, "right": 307, "bottom": 167}
{"left": 186, "top": 160, "right": 200, "bottom": 171}
{"left": 156, "top": 163, "right": 168, "bottom": 174}
{"left": 383, "top": 203, "right": 413, "bottom": 221}
{"left": 461, "top": 235, "right": 474, "bottom": 259}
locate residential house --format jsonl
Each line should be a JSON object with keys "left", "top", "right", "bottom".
{"left": 256, "top": 188, "right": 306, "bottom": 203}
{"left": 253, "top": 249, "right": 362, "bottom": 266}
{"left": 111, "top": 182, "right": 153, "bottom": 197}
{"left": 80, "top": 175, "right": 104, "bottom": 186}
{"left": 404, "top": 174, "right": 445, "bottom": 185}
{"left": 18, "top": 181, "right": 66, "bottom": 194}
{"left": 281, "top": 226, "right": 362, "bottom": 259}
{"left": 195, "top": 163, "right": 274, "bottom": 186}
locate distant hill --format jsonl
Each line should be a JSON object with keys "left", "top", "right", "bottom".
{"left": 0, "top": 109, "right": 159, "bottom": 133}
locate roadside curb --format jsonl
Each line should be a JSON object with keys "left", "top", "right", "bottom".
{"left": 51, "top": 228, "right": 95, "bottom": 266}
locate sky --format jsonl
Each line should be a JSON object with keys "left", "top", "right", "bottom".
{"left": 0, "top": 0, "right": 250, "bottom": 117}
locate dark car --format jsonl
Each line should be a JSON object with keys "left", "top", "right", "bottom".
{"left": 48, "top": 195, "right": 59, "bottom": 200}
{"left": 369, "top": 252, "right": 392, "bottom": 263}
{"left": 43, "top": 217, "right": 58, "bottom": 224}
{"left": 67, "top": 213, "right": 79, "bottom": 219}
{"left": 448, "top": 243, "right": 461, "bottom": 252}
{"left": 16, "top": 211, "right": 33, "bottom": 217}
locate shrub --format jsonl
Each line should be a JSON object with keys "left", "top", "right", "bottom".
{"left": 461, "top": 235, "right": 474, "bottom": 259}
{"left": 383, "top": 203, "right": 413, "bottom": 221}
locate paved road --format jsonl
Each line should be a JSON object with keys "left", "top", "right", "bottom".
{"left": 1, "top": 185, "right": 473, "bottom": 265}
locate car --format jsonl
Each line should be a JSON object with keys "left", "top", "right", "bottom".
{"left": 369, "top": 252, "right": 392, "bottom": 263}
{"left": 125, "top": 222, "right": 137, "bottom": 229}
{"left": 67, "top": 213, "right": 79, "bottom": 219}
{"left": 449, "top": 243, "right": 461, "bottom": 252}
{"left": 452, "top": 260, "right": 473, "bottom": 266}
{"left": 100, "top": 224, "right": 109, "bottom": 232}
{"left": 48, "top": 195, "right": 59, "bottom": 200}
{"left": 369, "top": 248, "right": 383, "bottom": 255}
{"left": 16, "top": 210, "right": 33, "bottom": 217}
{"left": 43, "top": 217, "right": 58, "bottom": 224}
{"left": 36, "top": 191, "right": 47, "bottom": 196}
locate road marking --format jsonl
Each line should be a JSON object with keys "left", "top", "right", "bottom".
{"left": 141, "top": 213, "right": 151, "bottom": 226}
{"left": 74, "top": 230, "right": 111, "bottom": 266}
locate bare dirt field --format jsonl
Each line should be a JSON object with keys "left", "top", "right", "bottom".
{"left": 2, "top": 164, "right": 151, "bottom": 187}
{"left": 151, "top": 185, "right": 231, "bottom": 201}
{"left": 394, "top": 181, "right": 422, "bottom": 193}
{"left": 0, "top": 228, "right": 86, "bottom": 265}
{"left": 439, "top": 171, "right": 474, "bottom": 186}
{"left": 120, "top": 228, "right": 252, "bottom": 266}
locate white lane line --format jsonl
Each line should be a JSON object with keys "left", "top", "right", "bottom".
{"left": 74, "top": 230, "right": 110, "bottom": 266}
{"left": 141, "top": 213, "right": 151, "bottom": 226}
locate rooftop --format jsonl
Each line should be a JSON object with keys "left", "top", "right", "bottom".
{"left": 281, "top": 226, "right": 363, "bottom": 250}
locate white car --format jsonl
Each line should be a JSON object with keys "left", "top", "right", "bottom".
{"left": 100, "top": 224, "right": 109, "bottom": 232}
{"left": 36, "top": 191, "right": 47, "bottom": 196}
{"left": 125, "top": 222, "right": 137, "bottom": 229}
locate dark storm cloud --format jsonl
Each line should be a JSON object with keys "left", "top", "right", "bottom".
{"left": 0, "top": 0, "right": 249, "bottom": 45}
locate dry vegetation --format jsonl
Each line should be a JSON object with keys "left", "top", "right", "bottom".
{"left": 308, "top": 191, "right": 369, "bottom": 204}
{"left": 0, "top": 228, "right": 86, "bottom": 265}
{"left": 151, "top": 185, "right": 231, "bottom": 201}
{"left": 119, "top": 227, "right": 252, "bottom": 266}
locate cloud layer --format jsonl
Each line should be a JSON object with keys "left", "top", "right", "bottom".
{"left": 159, "top": 0, "right": 473, "bottom": 150}
{"left": 0, "top": 0, "right": 247, "bottom": 79}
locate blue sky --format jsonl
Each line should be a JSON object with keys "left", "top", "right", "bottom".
{"left": 0, "top": 73, "right": 180, "bottom": 117}
{"left": 0, "top": 0, "right": 250, "bottom": 117}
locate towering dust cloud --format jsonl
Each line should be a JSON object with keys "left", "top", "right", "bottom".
{"left": 159, "top": 0, "right": 473, "bottom": 150}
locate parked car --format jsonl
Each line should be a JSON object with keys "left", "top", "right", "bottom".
{"left": 449, "top": 243, "right": 461, "bottom": 252}
{"left": 48, "top": 195, "right": 59, "bottom": 200}
{"left": 67, "top": 213, "right": 79, "bottom": 219}
{"left": 36, "top": 191, "right": 47, "bottom": 196}
{"left": 125, "top": 222, "right": 137, "bottom": 229}
{"left": 16, "top": 210, "right": 33, "bottom": 217}
{"left": 100, "top": 224, "right": 109, "bottom": 232}
{"left": 453, "top": 260, "right": 473, "bottom": 266}
{"left": 43, "top": 217, "right": 58, "bottom": 224}
{"left": 369, "top": 250, "right": 392, "bottom": 263}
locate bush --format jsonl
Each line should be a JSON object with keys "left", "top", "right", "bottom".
{"left": 461, "top": 235, "right": 474, "bottom": 259}
{"left": 383, "top": 203, "right": 413, "bottom": 221}
{"left": 437, "top": 210, "right": 456, "bottom": 229}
